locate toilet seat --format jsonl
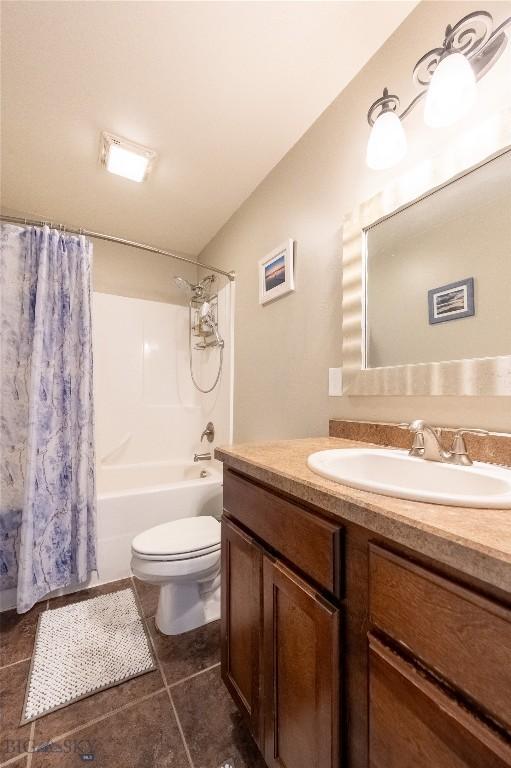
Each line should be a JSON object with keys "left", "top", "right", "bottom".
{"left": 132, "top": 516, "right": 221, "bottom": 562}
{"left": 131, "top": 547, "right": 220, "bottom": 581}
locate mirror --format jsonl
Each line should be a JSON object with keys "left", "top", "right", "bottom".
{"left": 365, "top": 149, "right": 511, "bottom": 369}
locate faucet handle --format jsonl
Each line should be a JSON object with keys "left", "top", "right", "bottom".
{"left": 398, "top": 422, "right": 425, "bottom": 456}
{"left": 450, "top": 428, "right": 489, "bottom": 455}
{"left": 201, "top": 422, "right": 215, "bottom": 443}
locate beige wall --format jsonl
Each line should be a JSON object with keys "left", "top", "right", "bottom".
{"left": 93, "top": 239, "right": 197, "bottom": 305}
{"left": 199, "top": 0, "right": 511, "bottom": 441}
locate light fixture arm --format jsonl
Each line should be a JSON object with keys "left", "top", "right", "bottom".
{"left": 491, "top": 14, "right": 511, "bottom": 43}
{"left": 367, "top": 87, "right": 401, "bottom": 126}
{"left": 366, "top": 10, "right": 511, "bottom": 127}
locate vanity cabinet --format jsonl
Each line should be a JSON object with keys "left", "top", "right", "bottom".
{"left": 221, "top": 467, "right": 511, "bottom": 768}
{"left": 221, "top": 470, "right": 342, "bottom": 768}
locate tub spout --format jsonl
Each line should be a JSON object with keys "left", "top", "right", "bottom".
{"left": 194, "top": 452, "right": 212, "bottom": 462}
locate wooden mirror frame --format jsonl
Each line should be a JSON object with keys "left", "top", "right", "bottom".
{"left": 341, "top": 109, "right": 511, "bottom": 396}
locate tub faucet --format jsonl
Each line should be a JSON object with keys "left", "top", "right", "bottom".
{"left": 194, "top": 452, "right": 212, "bottom": 462}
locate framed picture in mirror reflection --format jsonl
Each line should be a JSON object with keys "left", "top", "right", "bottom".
{"left": 428, "top": 277, "right": 475, "bottom": 325}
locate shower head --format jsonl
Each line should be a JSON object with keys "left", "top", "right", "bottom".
{"left": 173, "top": 274, "right": 216, "bottom": 299}
{"left": 174, "top": 276, "right": 195, "bottom": 292}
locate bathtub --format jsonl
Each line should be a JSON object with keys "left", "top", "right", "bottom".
{"left": 96, "top": 459, "right": 224, "bottom": 585}
{"left": 0, "top": 460, "right": 224, "bottom": 611}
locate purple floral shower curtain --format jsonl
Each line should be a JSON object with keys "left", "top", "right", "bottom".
{"left": 1, "top": 223, "right": 97, "bottom": 612}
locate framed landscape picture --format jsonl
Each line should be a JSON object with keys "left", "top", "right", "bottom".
{"left": 259, "top": 239, "right": 295, "bottom": 305}
{"left": 428, "top": 277, "right": 475, "bottom": 324}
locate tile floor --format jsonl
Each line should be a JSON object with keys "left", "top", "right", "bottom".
{"left": 0, "top": 578, "right": 265, "bottom": 768}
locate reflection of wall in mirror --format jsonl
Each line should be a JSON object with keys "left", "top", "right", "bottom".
{"left": 366, "top": 155, "right": 511, "bottom": 369}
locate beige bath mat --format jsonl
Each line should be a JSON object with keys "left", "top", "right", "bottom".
{"left": 22, "top": 587, "right": 156, "bottom": 724}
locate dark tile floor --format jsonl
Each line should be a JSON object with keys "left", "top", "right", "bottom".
{"left": 0, "top": 578, "right": 262, "bottom": 768}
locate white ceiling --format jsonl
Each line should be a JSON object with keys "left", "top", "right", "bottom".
{"left": 1, "top": 1, "right": 417, "bottom": 255}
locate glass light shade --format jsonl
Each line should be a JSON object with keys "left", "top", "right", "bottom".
{"left": 366, "top": 110, "right": 407, "bottom": 170}
{"left": 424, "top": 52, "right": 476, "bottom": 128}
{"left": 106, "top": 144, "right": 150, "bottom": 182}
{"left": 100, "top": 132, "right": 156, "bottom": 183}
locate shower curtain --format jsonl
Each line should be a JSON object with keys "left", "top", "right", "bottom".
{"left": 1, "top": 223, "right": 97, "bottom": 613}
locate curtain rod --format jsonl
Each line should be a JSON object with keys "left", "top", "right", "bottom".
{"left": 0, "top": 214, "right": 235, "bottom": 282}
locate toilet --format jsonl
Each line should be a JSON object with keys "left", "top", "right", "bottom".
{"left": 131, "top": 516, "right": 221, "bottom": 635}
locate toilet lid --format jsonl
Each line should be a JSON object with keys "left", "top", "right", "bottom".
{"left": 132, "top": 516, "right": 221, "bottom": 558}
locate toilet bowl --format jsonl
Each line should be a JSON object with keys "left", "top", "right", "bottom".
{"left": 131, "top": 516, "right": 221, "bottom": 635}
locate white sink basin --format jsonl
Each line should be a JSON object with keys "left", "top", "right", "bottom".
{"left": 307, "top": 448, "right": 511, "bottom": 508}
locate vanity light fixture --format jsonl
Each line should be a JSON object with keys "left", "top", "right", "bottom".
{"left": 366, "top": 90, "right": 408, "bottom": 170}
{"left": 366, "top": 11, "right": 511, "bottom": 170}
{"left": 99, "top": 132, "right": 156, "bottom": 182}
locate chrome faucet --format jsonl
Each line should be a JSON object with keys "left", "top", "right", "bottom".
{"left": 401, "top": 420, "right": 489, "bottom": 466}
{"left": 407, "top": 420, "right": 451, "bottom": 462}
{"left": 194, "top": 452, "right": 212, "bottom": 462}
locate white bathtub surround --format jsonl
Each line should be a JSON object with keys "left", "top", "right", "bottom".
{"left": 131, "top": 516, "right": 221, "bottom": 635}
{"left": 22, "top": 588, "right": 155, "bottom": 723}
{"left": 93, "top": 288, "right": 233, "bottom": 467}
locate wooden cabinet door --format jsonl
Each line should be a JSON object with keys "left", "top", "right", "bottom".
{"left": 221, "top": 517, "right": 263, "bottom": 746}
{"left": 369, "top": 635, "right": 511, "bottom": 768}
{"left": 263, "top": 555, "right": 341, "bottom": 768}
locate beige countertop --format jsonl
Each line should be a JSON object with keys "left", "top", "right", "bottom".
{"left": 215, "top": 436, "right": 511, "bottom": 594}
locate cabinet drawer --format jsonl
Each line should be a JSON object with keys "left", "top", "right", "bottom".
{"left": 369, "top": 544, "right": 511, "bottom": 730}
{"left": 224, "top": 469, "right": 342, "bottom": 597}
{"left": 369, "top": 635, "right": 511, "bottom": 768}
